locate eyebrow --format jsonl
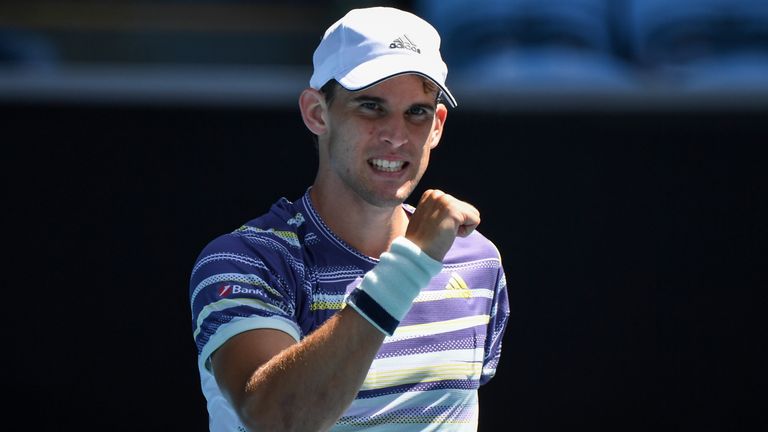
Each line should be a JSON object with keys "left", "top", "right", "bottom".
{"left": 350, "top": 95, "right": 386, "bottom": 105}
{"left": 349, "top": 95, "right": 436, "bottom": 111}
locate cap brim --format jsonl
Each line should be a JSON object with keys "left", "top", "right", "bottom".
{"left": 335, "top": 54, "right": 457, "bottom": 108}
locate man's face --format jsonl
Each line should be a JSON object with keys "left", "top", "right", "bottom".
{"left": 317, "top": 74, "right": 447, "bottom": 208}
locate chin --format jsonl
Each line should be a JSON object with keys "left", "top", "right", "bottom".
{"left": 365, "top": 195, "right": 406, "bottom": 208}
{"left": 353, "top": 179, "right": 417, "bottom": 208}
{"left": 360, "top": 188, "right": 411, "bottom": 208}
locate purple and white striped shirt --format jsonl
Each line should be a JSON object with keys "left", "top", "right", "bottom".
{"left": 190, "top": 190, "right": 510, "bottom": 431}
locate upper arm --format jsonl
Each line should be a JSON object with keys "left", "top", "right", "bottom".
{"left": 210, "top": 328, "right": 298, "bottom": 409}
{"left": 481, "top": 263, "right": 510, "bottom": 384}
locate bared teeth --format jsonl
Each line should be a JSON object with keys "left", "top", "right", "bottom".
{"left": 369, "top": 159, "right": 405, "bottom": 172}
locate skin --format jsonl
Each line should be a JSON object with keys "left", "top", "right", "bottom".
{"left": 211, "top": 74, "right": 481, "bottom": 431}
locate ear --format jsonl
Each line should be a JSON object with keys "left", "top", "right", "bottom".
{"left": 299, "top": 88, "right": 329, "bottom": 136}
{"left": 428, "top": 103, "right": 448, "bottom": 149}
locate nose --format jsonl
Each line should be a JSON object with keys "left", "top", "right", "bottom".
{"left": 380, "top": 115, "right": 408, "bottom": 148}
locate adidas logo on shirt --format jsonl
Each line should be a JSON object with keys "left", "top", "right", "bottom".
{"left": 445, "top": 272, "right": 471, "bottom": 299}
{"left": 389, "top": 35, "right": 421, "bottom": 53}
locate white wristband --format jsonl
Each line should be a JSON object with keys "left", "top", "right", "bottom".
{"left": 346, "top": 237, "right": 443, "bottom": 335}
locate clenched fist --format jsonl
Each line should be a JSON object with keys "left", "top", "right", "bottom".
{"left": 405, "top": 189, "right": 480, "bottom": 261}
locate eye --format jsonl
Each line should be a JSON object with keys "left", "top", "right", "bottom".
{"left": 406, "top": 105, "right": 432, "bottom": 118}
{"left": 360, "top": 101, "right": 381, "bottom": 112}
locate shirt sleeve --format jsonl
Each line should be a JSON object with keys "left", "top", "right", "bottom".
{"left": 480, "top": 263, "right": 510, "bottom": 385}
{"left": 189, "top": 231, "right": 304, "bottom": 371}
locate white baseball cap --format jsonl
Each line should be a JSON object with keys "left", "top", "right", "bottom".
{"left": 309, "top": 7, "right": 457, "bottom": 108}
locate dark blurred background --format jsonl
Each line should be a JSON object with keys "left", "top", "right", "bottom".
{"left": 3, "top": 1, "right": 766, "bottom": 431}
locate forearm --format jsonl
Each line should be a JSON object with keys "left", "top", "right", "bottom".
{"left": 223, "top": 238, "right": 439, "bottom": 430}
{"left": 238, "top": 307, "right": 384, "bottom": 432}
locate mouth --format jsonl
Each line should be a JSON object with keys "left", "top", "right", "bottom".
{"left": 368, "top": 158, "right": 408, "bottom": 173}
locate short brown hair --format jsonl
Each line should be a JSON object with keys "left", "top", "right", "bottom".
{"left": 320, "top": 79, "right": 340, "bottom": 106}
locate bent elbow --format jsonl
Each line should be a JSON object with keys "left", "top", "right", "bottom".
{"left": 237, "top": 392, "right": 328, "bottom": 432}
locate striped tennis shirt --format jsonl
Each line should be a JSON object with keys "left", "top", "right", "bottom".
{"left": 189, "top": 190, "right": 510, "bottom": 431}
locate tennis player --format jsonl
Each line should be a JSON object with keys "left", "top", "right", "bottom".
{"left": 190, "top": 7, "right": 510, "bottom": 431}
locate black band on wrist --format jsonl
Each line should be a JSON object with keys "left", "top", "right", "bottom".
{"left": 346, "top": 288, "right": 399, "bottom": 335}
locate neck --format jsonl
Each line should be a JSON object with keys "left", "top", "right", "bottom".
{"left": 309, "top": 185, "right": 409, "bottom": 259}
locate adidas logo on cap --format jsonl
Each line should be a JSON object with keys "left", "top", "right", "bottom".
{"left": 389, "top": 35, "right": 421, "bottom": 54}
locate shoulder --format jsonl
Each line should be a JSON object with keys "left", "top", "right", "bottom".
{"left": 444, "top": 229, "right": 502, "bottom": 265}
{"left": 192, "top": 197, "right": 309, "bottom": 280}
